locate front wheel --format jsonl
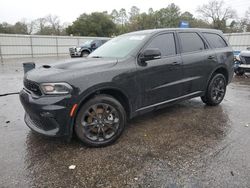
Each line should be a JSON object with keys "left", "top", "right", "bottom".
{"left": 80, "top": 51, "right": 90, "bottom": 57}
{"left": 201, "top": 73, "right": 226, "bottom": 106}
{"left": 74, "top": 95, "right": 126, "bottom": 147}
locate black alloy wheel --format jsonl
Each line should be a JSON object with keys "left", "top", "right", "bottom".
{"left": 201, "top": 73, "right": 226, "bottom": 106}
{"left": 74, "top": 95, "right": 126, "bottom": 147}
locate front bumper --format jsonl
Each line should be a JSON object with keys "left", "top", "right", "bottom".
{"left": 19, "top": 89, "right": 73, "bottom": 137}
{"left": 234, "top": 63, "right": 250, "bottom": 72}
{"left": 70, "top": 51, "right": 81, "bottom": 57}
{"left": 239, "top": 64, "right": 250, "bottom": 71}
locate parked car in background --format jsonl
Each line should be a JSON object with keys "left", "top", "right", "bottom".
{"left": 234, "top": 47, "right": 250, "bottom": 75}
{"left": 20, "top": 28, "right": 234, "bottom": 147}
{"left": 69, "top": 39, "right": 109, "bottom": 57}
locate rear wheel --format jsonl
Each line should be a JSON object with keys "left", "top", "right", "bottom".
{"left": 74, "top": 95, "right": 126, "bottom": 147}
{"left": 201, "top": 73, "right": 226, "bottom": 106}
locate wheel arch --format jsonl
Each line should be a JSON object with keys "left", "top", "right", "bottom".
{"left": 80, "top": 48, "right": 91, "bottom": 54}
{"left": 208, "top": 66, "right": 229, "bottom": 85}
{"left": 74, "top": 85, "right": 131, "bottom": 121}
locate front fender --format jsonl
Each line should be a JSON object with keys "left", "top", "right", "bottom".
{"left": 67, "top": 83, "right": 132, "bottom": 140}
{"left": 76, "top": 82, "right": 130, "bottom": 106}
{"left": 80, "top": 48, "right": 91, "bottom": 53}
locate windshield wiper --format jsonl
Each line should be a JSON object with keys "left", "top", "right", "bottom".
{"left": 91, "top": 56, "right": 102, "bottom": 58}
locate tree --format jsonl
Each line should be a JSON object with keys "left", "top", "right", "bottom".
{"left": 111, "top": 9, "right": 120, "bottom": 24}
{"left": 34, "top": 17, "right": 47, "bottom": 34}
{"left": 12, "top": 22, "right": 28, "bottom": 34}
{"left": 66, "top": 12, "right": 116, "bottom": 37}
{"left": 148, "top": 8, "right": 154, "bottom": 15}
{"left": 45, "top": 15, "right": 61, "bottom": 35}
{"left": 155, "top": 3, "right": 181, "bottom": 28}
{"left": 129, "top": 6, "right": 140, "bottom": 19}
{"left": 119, "top": 8, "right": 128, "bottom": 27}
{"left": 0, "top": 22, "right": 13, "bottom": 34}
{"left": 180, "top": 11, "right": 211, "bottom": 28}
{"left": 0, "top": 21, "right": 29, "bottom": 34}
{"left": 242, "top": 7, "right": 250, "bottom": 32}
{"left": 197, "top": 0, "right": 237, "bottom": 31}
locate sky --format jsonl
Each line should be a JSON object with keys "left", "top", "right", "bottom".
{"left": 0, "top": 0, "right": 249, "bottom": 24}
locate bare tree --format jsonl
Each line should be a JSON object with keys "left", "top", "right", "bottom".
{"left": 45, "top": 15, "right": 61, "bottom": 35}
{"left": 241, "top": 7, "right": 250, "bottom": 32}
{"left": 197, "top": 0, "right": 237, "bottom": 31}
{"left": 111, "top": 9, "right": 120, "bottom": 24}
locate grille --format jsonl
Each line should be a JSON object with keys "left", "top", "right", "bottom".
{"left": 26, "top": 113, "right": 57, "bottom": 131}
{"left": 69, "top": 48, "right": 76, "bottom": 53}
{"left": 241, "top": 56, "right": 250, "bottom": 64}
{"left": 23, "top": 79, "right": 42, "bottom": 96}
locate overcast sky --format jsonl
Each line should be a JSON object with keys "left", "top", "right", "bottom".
{"left": 0, "top": 0, "right": 249, "bottom": 24}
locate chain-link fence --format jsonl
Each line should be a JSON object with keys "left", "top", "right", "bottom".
{"left": 224, "top": 32, "right": 250, "bottom": 52}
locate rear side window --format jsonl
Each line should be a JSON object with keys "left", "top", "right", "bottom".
{"left": 179, "top": 32, "right": 205, "bottom": 53}
{"left": 146, "top": 33, "right": 176, "bottom": 57}
{"left": 203, "top": 33, "right": 228, "bottom": 48}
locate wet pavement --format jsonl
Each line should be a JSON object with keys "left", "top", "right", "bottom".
{"left": 1, "top": 57, "right": 250, "bottom": 187}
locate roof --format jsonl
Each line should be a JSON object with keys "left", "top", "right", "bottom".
{"left": 126, "top": 28, "right": 222, "bottom": 36}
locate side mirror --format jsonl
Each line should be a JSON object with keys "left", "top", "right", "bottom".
{"left": 138, "top": 48, "right": 161, "bottom": 64}
{"left": 247, "top": 47, "right": 250, "bottom": 51}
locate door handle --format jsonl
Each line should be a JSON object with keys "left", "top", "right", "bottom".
{"left": 208, "top": 55, "right": 215, "bottom": 59}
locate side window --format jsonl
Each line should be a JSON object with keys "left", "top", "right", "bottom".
{"left": 146, "top": 33, "right": 176, "bottom": 57}
{"left": 102, "top": 40, "right": 108, "bottom": 44}
{"left": 203, "top": 33, "right": 228, "bottom": 48}
{"left": 94, "top": 40, "right": 102, "bottom": 47}
{"left": 179, "top": 32, "right": 205, "bottom": 53}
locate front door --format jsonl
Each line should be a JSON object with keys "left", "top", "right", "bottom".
{"left": 136, "top": 32, "right": 183, "bottom": 109}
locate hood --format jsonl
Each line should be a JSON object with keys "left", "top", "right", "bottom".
{"left": 50, "top": 57, "right": 117, "bottom": 70}
{"left": 25, "top": 57, "right": 118, "bottom": 83}
{"left": 240, "top": 50, "right": 250, "bottom": 57}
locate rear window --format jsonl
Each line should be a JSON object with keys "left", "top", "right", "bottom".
{"left": 203, "top": 33, "right": 228, "bottom": 48}
{"left": 179, "top": 32, "right": 206, "bottom": 53}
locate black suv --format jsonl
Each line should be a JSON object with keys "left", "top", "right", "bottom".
{"left": 69, "top": 39, "right": 109, "bottom": 57}
{"left": 20, "top": 28, "right": 234, "bottom": 147}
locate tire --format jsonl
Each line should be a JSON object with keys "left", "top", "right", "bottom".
{"left": 80, "top": 51, "right": 90, "bottom": 57}
{"left": 74, "top": 94, "right": 126, "bottom": 147}
{"left": 201, "top": 73, "right": 226, "bottom": 106}
{"left": 234, "top": 68, "right": 245, "bottom": 76}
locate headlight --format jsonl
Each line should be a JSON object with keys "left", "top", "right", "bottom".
{"left": 235, "top": 55, "right": 240, "bottom": 61}
{"left": 76, "top": 47, "right": 81, "bottom": 52}
{"left": 40, "top": 83, "right": 73, "bottom": 95}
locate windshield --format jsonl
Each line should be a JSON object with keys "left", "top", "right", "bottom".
{"left": 81, "top": 40, "right": 93, "bottom": 47}
{"left": 89, "top": 34, "right": 147, "bottom": 58}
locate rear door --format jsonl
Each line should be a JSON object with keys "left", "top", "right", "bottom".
{"left": 177, "top": 31, "right": 216, "bottom": 95}
{"left": 202, "top": 32, "right": 234, "bottom": 81}
{"left": 136, "top": 32, "right": 183, "bottom": 108}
